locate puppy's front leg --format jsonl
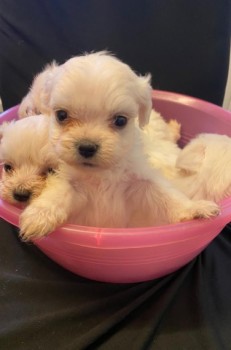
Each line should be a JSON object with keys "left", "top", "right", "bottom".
{"left": 127, "top": 176, "right": 220, "bottom": 227}
{"left": 20, "top": 174, "right": 86, "bottom": 241}
{"left": 156, "top": 177, "right": 220, "bottom": 223}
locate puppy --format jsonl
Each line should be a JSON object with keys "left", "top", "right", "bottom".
{"left": 0, "top": 115, "right": 58, "bottom": 208}
{"left": 172, "top": 133, "right": 231, "bottom": 202}
{"left": 18, "top": 58, "right": 182, "bottom": 178}
{"left": 19, "top": 52, "right": 219, "bottom": 240}
{"left": 18, "top": 62, "right": 59, "bottom": 118}
{"left": 141, "top": 109, "right": 181, "bottom": 178}
{"left": 18, "top": 60, "right": 180, "bottom": 140}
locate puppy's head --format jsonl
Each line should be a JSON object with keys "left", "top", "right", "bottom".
{"left": 0, "top": 115, "right": 57, "bottom": 206}
{"left": 46, "top": 51, "right": 152, "bottom": 170}
{"left": 18, "top": 62, "right": 59, "bottom": 118}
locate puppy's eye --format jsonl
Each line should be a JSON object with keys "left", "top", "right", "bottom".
{"left": 47, "top": 167, "right": 55, "bottom": 174}
{"left": 113, "top": 116, "right": 128, "bottom": 128}
{"left": 41, "top": 167, "right": 55, "bottom": 176}
{"left": 3, "top": 163, "right": 13, "bottom": 173}
{"left": 56, "top": 110, "right": 68, "bottom": 122}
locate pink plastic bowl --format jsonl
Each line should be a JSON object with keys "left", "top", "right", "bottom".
{"left": 1, "top": 90, "right": 231, "bottom": 283}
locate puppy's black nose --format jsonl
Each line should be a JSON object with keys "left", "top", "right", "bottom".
{"left": 78, "top": 142, "right": 99, "bottom": 158}
{"left": 13, "top": 190, "right": 31, "bottom": 202}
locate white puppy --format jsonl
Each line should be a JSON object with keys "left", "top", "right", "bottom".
{"left": 0, "top": 115, "right": 58, "bottom": 209}
{"left": 18, "top": 62, "right": 59, "bottom": 118}
{"left": 19, "top": 52, "right": 219, "bottom": 240}
{"left": 142, "top": 109, "right": 181, "bottom": 178}
{"left": 172, "top": 133, "right": 231, "bottom": 202}
{"left": 18, "top": 58, "right": 182, "bottom": 177}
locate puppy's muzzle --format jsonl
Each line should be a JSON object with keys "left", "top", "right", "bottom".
{"left": 77, "top": 141, "right": 99, "bottom": 158}
{"left": 13, "top": 189, "right": 31, "bottom": 202}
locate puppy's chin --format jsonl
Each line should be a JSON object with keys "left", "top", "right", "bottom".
{"left": 1, "top": 195, "right": 30, "bottom": 209}
{"left": 81, "top": 162, "right": 98, "bottom": 168}
{"left": 12, "top": 201, "right": 29, "bottom": 209}
{"left": 57, "top": 151, "right": 120, "bottom": 171}
{"left": 75, "top": 159, "right": 113, "bottom": 171}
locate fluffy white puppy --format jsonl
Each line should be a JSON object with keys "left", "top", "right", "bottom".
{"left": 18, "top": 62, "right": 58, "bottom": 118}
{"left": 19, "top": 52, "right": 219, "bottom": 240}
{"left": 142, "top": 109, "right": 181, "bottom": 178}
{"left": 18, "top": 58, "right": 182, "bottom": 177}
{"left": 0, "top": 115, "right": 58, "bottom": 208}
{"left": 172, "top": 133, "right": 231, "bottom": 202}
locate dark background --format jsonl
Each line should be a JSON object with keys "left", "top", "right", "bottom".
{"left": 0, "top": 0, "right": 230, "bottom": 109}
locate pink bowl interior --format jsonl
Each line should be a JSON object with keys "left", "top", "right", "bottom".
{"left": 0, "top": 90, "right": 231, "bottom": 283}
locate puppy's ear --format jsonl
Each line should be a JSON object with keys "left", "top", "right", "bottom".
{"left": 40, "top": 61, "right": 59, "bottom": 107}
{"left": 18, "top": 62, "right": 59, "bottom": 118}
{"left": 136, "top": 74, "right": 152, "bottom": 128}
{"left": 0, "top": 122, "right": 9, "bottom": 144}
{"left": 18, "top": 94, "right": 36, "bottom": 119}
{"left": 176, "top": 140, "right": 206, "bottom": 175}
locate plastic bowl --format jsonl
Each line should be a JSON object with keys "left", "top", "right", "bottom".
{"left": 1, "top": 90, "right": 231, "bottom": 283}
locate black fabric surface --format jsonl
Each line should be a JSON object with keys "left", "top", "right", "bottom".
{"left": 0, "top": 1, "right": 231, "bottom": 349}
{"left": 1, "top": 221, "right": 231, "bottom": 350}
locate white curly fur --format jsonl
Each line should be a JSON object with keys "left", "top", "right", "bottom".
{"left": 171, "top": 133, "right": 231, "bottom": 202}
{"left": 15, "top": 52, "right": 219, "bottom": 240}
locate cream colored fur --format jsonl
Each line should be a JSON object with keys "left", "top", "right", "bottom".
{"left": 0, "top": 115, "right": 58, "bottom": 209}
{"left": 18, "top": 52, "right": 219, "bottom": 240}
{"left": 172, "top": 133, "right": 231, "bottom": 202}
{"left": 18, "top": 62, "right": 58, "bottom": 118}
{"left": 141, "top": 110, "right": 181, "bottom": 178}
{"left": 18, "top": 54, "right": 182, "bottom": 178}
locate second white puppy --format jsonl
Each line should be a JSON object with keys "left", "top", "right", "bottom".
{"left": 0, "top": 115, "right": 58, "bottom": 207}
{"left": 20, "top": 52, "right": 219, "bottom": 240}
{"left": 172, "top": 133, "right": 231, "bottom": 202}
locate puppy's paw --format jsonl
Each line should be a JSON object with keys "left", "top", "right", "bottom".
{"left": 19, "top": 205, "right": 66, "bottom": 241}
{"left": 180, "top": 200, "right": 220, "bottom": 222}
{"left": 191, "top": 200, "right": 220, "bottom": 219}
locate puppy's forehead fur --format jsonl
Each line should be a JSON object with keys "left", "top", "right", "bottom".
{"left": 50, "top": 52, "right": 149, "bottom": 119}
{"left": 0, "top": 115, "right": 54, "bottom": 166}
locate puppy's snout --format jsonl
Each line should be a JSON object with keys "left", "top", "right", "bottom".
{"left": 13, "top": 190, "right": 32, "bottom": 202}
{"left": 78, "top": 141, "right": 99, "bottom": 158}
